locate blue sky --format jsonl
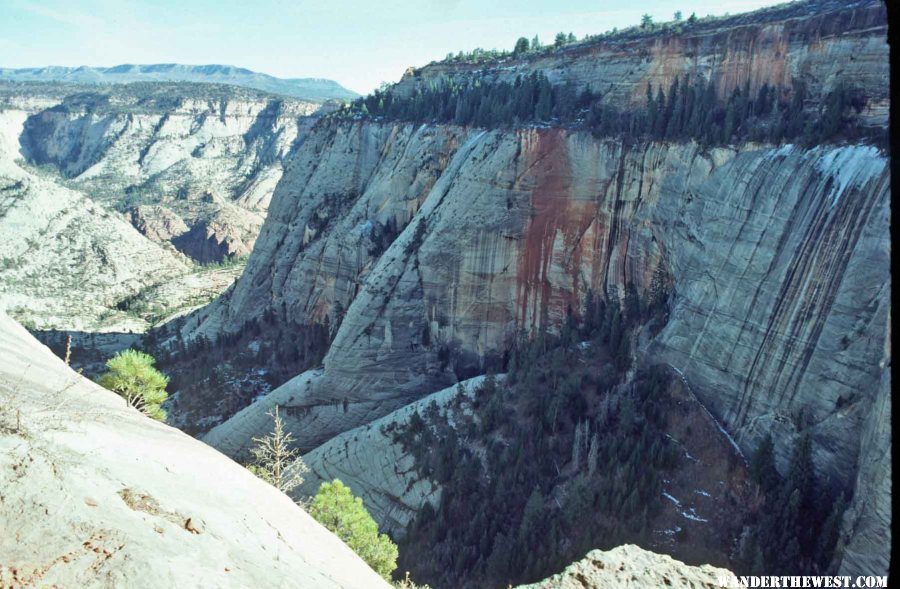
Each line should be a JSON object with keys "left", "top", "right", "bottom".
{"left": 1, "top": 0, "right": 786, "bottom": 95}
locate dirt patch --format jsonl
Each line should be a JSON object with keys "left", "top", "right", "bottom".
{"left": 118, "top": 488, "right": 201, "bottom": 534}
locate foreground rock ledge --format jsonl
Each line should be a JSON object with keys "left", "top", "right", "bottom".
{"left": 515, "top": 544, "right": 733, "bottom": 589}
{"left": 0, "top": 313, "right": 390, "bottom": 589}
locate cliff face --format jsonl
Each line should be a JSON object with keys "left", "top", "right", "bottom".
{"left": 200, "top": 122, "right": 890, "bottom": 573}
{"left": 395, "top": 0, "right": 888, "bottom": 124}
{"left": 0, "top": 312, "right": 390, "bottom": 588}
{"left": 197, "top": 0, "right": 889, "bottom": 576}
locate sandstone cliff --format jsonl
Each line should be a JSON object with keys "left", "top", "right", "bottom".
{"left": 201, "top": 124, "right": 890, "bottom": 573}
{"left": 15, "top": 83, "right": 320, "bottom": 261}
{"left": 0, "top": 108, "right": 189, "bottom": 331}
{"left": 0, "top": 312, "right": 390, "bottom": 588}
{"left": 196, "top": 0, "right": 889, "bottom": 576}
{"left": 395, "top": 0, "right": 888, "bottom": 124}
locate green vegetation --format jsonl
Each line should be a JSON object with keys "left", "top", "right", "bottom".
{"left": 309, "top": 479, "right": 399, "bottom": 580}
{"left": 388, "top": 287, "right": 691, "bottom": 588}
{"left": 426, "top": 2, "right": 820, "bottom": 69}
{"left": 148, "top": 308, "right": 332, "bottom": 433}
{"left": 341, "top": 72, "right": 877, "bottom": 146}
{"left": 738, "top": 433, "right": 847, "bottom": 575}
{"left": 247, "top": 406, "right": 308, "bottom": 494}
{"left": 97, "top": 349, "right": 168, "bottom": 420}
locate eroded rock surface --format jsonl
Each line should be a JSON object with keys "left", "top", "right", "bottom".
{"left": 513, "top": 544, "right": 733, "bottom": 589}
{"left": 0, "top": 312, "right": 390, "bottom": 589}
{"left": 0, "top": 82, "right": 326, "bottom": 328}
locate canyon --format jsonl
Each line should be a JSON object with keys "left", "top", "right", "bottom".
{"left": 191, "top": 0, "right": 889, "bottom": 580}
{"left": 0, "top": 81, "right": 332, "bottom": 331}
{"left": 0, "top": 0, "right": 890, "bottom": 586}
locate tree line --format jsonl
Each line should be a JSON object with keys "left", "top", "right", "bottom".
{"left": 340, "top": 71, "right": 877, "bottom": 147}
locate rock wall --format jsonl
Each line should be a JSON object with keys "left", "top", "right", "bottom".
{"left": 0, "top": 312, "right": 390, "bottom": 588}
{"left": 199, "top": 0, "right": 890, "bottom": 575}
{"left": 395, "top": 0, "right": 888, "bottom": 124}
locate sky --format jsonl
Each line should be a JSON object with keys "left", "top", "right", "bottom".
{"left": 1, "top": 0, "right": 788, "bottom": 95}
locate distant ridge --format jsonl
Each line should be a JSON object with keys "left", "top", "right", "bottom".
{"left": 0, "top": 63, "right": 359, "bottom": 102}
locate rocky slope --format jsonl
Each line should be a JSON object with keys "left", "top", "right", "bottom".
{"left": 513, "top": 545, "right": 733, "bottom": 589}
{"left": 0, "top": 64, "right": 358, "bottom": 102}
{"left": 296, "top": 367, "right": 754, "bottom": 570}
{"left": 294, "top": 377, "right": 487, "bottom": 536}
{"left": 194, "top": 0, "right": 888, "bottom": 576}
{"left": 0, "top": 108, "right": 189, "bottom": 331}
{"left": 0, "top": 312, "right": 390, "bottom": 588}
{"left": 0, "top": 81, "right": 329, "bottom": 329}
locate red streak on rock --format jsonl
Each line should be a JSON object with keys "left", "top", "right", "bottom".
{"left": 515, "top": 129, "right": 598, "bottom": 330}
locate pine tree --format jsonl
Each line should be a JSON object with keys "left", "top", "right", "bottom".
{"left": 750, "top": 434, "right": 780, "bottom": 495}
{"left": 815, "top": 493, "right": 846, "bottom": 570}
{"left": 309, "top": 479, "right": 399, "bottom": 579}
{"left": 97, "top": 349, "right": 169, "bottom": 421}
{"left": 513, "top": 37, "right": 530, "bottom": 55}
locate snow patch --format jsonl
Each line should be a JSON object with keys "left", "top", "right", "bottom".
{"left": 662, "top": 491, "right": 681, "bottom": 506}
{"left": 668, "top": 364, "right": 747, "bottom": 463}
{"left": 663, "top": 491, "right": 709, "bottom": 523}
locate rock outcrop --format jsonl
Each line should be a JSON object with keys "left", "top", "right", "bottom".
{"left": 513, "top": 545, "right": 733, "bottom": 589}
{"left": 171, "top": 205, "right": 264, "bottom": 263}
{"left": 0, "top": 312, "right": 391, "bottom": 588}
{"left": 130, "top": 205, "right": 190, "bottom": 243}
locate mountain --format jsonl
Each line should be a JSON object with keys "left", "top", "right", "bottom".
{"left": 0, "top": 312, "right": 390, "bottom": 588}
{"left": 0, "top": 81, "right": 327, "bottom": 332}
{"left": 0, "top": 64, "right": 359, "bottom": 102}
{"left": 177, "top": 0, "right": 889, "bottom": 583}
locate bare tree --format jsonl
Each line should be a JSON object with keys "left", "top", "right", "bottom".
{"left": 248, "top": 406, "right": 308, "bottom": 494}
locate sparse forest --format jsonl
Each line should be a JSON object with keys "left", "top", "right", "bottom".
{"left": 387, "top": 287, "right": 692, "bottom": 588}
{"left": 341, "top": 72, "right": 878, "bottom": 147}
{"left": 387, "top": 284, "right": 846, "bottom": 588}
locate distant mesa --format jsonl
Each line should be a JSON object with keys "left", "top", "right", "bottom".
{"left": 0, "top": 63, "right": 359, "bottom": 102}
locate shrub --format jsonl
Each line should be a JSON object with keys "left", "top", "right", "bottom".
{"left": 97, "top": 349, "right": 168, "bottom": 421}
{"left": 309, "top": 479, "right": 398, "bottom": 580}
